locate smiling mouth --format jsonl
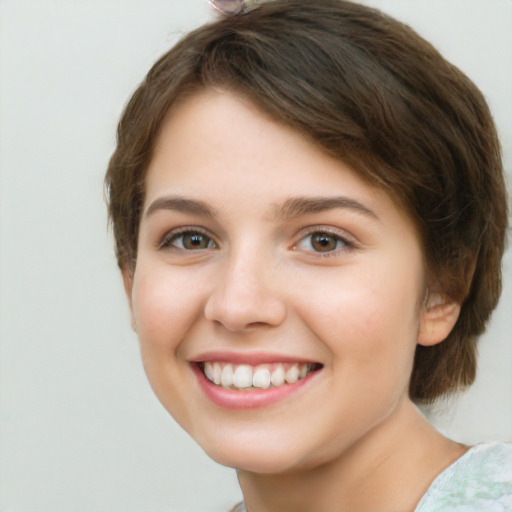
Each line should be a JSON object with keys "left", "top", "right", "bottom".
{"left": 197, "top": 361, "right": 322, "bottom": 391}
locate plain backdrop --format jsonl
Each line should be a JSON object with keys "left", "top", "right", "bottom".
{"left": 0, "top": 1, "right": 511, "bottom": 511}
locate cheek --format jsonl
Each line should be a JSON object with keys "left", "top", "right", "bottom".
{"left": 296, "top": 266, "right": 423, "bottom": 360}
{"left": 129, "top": 266, "right": 206, "bottom": 431}
{"left": 131, "top": 266, "right": 206, "bottom": 352}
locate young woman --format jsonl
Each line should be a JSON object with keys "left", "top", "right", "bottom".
{"left": 105, "top": 1, "right": 511, "bottom": 510}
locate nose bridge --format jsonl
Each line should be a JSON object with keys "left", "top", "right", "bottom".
{"left": 204, "top": 239, "right": 286, "bottom": 331}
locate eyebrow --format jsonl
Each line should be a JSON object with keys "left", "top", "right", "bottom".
{"left": 272, "top": 196, "right": 379, "bottom": 221}
{"left": 144, "top": 194, "right": 378, "bottom": 221}
{"left": 145, "top": 196, "right": 217, "bottom": 218}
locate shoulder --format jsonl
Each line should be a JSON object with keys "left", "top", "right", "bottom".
{"left": 415, "top": 441, "right": 512, "bottom": 511}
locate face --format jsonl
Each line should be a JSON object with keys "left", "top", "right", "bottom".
{"left": 126, "top": 90, "right": 431, "bottom": 473}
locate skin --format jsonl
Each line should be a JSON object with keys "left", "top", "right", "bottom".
{"left": 123, "top": 90, "right": 465, "bottom": 512}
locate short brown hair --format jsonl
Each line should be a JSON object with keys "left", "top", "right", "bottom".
{"left": 105, "top": 0, "right": 508, "bottom": 402}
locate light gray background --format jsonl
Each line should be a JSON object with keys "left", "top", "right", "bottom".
{"left": 0, "top": 1, "right": 510, "bottom": 511}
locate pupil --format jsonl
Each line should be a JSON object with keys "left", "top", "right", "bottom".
{"left": 185, "top": 233, "right": 207, "bottom": 249}
{"left": 312, "top": 233, "right": 335, "bottom": 252}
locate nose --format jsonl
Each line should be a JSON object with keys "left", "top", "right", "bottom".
{"left": 204, "top": 248, "right": 287, "bottom": 332}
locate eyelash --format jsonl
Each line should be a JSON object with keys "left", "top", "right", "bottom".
{"left": 158, "top": 227, "right": 217, "bottom": 251}
{"left": 157, "top": 226, "right": 356, "bottom": 256}
{"left": 293, "top": 227, "right": 356, "bottom": 256}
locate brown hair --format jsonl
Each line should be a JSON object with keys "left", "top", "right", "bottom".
{"left": 105, "top": 0, "right": 508, "bottom": 402}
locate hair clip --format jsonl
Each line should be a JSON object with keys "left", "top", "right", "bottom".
{"left": 209, "top": 0, "right": 245, "bottom": 15}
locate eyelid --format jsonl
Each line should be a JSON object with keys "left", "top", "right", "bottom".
{"left": 292, "top": 225, "right": 357, "bottom": 254}
{"left": 158, "top": 226, "right": 218, "bottom": 250}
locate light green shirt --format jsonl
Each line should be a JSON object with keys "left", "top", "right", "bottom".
{"left": 232, "top": 442, "right": 512, "bottom": 511}
{"left": 415, "top": 441, "right": 512, "bottom": 511}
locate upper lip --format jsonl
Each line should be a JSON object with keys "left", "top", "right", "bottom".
{"left": 190, "top": 350, "right": 321, "bottom": 366}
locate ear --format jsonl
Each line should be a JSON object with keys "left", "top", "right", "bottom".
{"left": 417, "top": 292, "right": 461, "bottom": 346}
{"left": 121, "top": 268, "right": 137, "bottom": 332}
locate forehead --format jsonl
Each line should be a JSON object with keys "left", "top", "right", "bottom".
{"left": 149, "top": 91, "right": 363, "bottom": 194}
{"left": 145, "top": 89, "right": 414, "bottom": 230}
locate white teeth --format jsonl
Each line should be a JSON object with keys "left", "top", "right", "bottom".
{"left": 213, "top": 362, "right": 222, "bottom": 385}
{"left": 253, "top": 367, "right": 271, "bottom": 389}
{"left": 221, "top": 364, "right": 234, "bottom": 387}
{"left": 270, "top": 364, "right": 285, "bottom": 387}
{"left": 204, "top": 362, "right": 214, "bottom": 381}
{"left": 233, "top": 365, "right": 253, "bottom": 388}
{"left": 202, "top": 362, "right": 317, "bottom": 390}
{"left": 285, "top": 364, "right": 299, "bottom": 384}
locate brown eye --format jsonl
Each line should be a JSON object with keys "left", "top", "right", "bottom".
{"left": 181, "top": 232, "right": 212, "bottom": 250}
{"left": 294, "top": 230, "right": 351, "bottom": 254}
{"left": 310, "top": 232, "right": 339, "bottom": 252}
{"left": 164, "top": 231, "right": 217, "bottom": 250}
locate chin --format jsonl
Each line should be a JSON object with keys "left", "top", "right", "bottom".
{"left": 197, "top": 430, "right": 311, "bottom": 474}
{"left": 208, "top": 449, "right": 300, "bottom": 474}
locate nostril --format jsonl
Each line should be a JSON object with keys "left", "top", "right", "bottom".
{"left": 204, "top": 291, "right": 286, "bottom": 331}
{"left": 246, "top": 321, "right": 271, "bottom": 329}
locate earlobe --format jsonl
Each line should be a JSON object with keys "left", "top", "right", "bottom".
{"left": 121, "top": 268, "right": 137, "bottom": 332}
{"left": 417, "top": 292, "right": 461, "bottom": 346}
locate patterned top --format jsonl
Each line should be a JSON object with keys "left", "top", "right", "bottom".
{"left": 231, "top": 442, "right": 512, "bottom": 511}
{"left": 415, "top": 442, "right": 512, "bottom": 511}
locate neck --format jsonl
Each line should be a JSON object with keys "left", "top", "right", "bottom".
{"left": 237, "top": 401, "right": 466, "bottom": 512}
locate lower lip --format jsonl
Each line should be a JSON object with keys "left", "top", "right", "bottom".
{"left": 192, "top": 364, "right": 319, "bottom": 409}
